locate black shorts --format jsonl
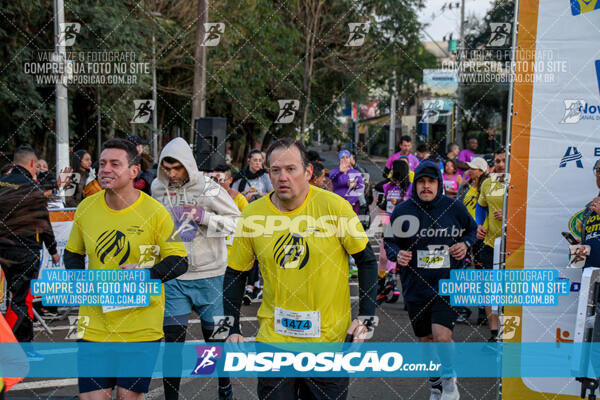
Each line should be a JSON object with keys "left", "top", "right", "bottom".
{"left": 406, "top": 296, "right": 459, "bottom": 338}
{"left": 257, "top": 376, "right": 349, "bottom": 400}
{"left": 77, "top": 340, "right": 160, "bottom": 394}
{"left": 78, "top": 376, "right": 153, "bottom": 394}
{"left": 478, "top": 244, "right": 494, "bottom": 269}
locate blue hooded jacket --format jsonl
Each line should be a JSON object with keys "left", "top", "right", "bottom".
{"left": 384, "top": 160, "right": 477, "bottom": 302}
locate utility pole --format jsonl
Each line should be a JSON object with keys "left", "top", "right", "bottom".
{"left": 353, "top": 108, "right": 359, "bottom": 152}
{"left": 54, "top": 0, "right": 69, "bottom": 175}
{"left": 190, "top": 0, "right": 208, "bottom": 145}
{"left": 388, "top": 71, "right": 397, "bottom": 157}
{"left": 97, "top": 89, "right": 101, "bottom": 161}
{"left": 151, "top": 15, "right": 159, "bottom": 161}
{"left": 455, "top": 0, "right": 466, "bottom": 146}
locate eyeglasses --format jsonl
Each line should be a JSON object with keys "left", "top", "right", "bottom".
{"left": 594, "top": 168, "right": 600, "bottom": 176}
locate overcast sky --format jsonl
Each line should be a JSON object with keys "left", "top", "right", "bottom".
{"left": 419, "top": 0, "right": 494, "bottom": 41}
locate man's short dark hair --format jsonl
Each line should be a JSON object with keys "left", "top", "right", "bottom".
{"left": 447, "top": 143, "right": 459, "bottom": 153}
{"left": 494, "top": 146, "right": 506, "bottom": 156}
{"left": 102, "top": 138, "right": 140, "bottom": 166}
{"left": 13, "top": 146, "right": 37, "bottom": 164}
{"left": 307, "top": 150, "right": 324, "bottom": 163}
{"left": 400, "top": 135, "right": 412, "bottom": 144}
{"left": 214, "top": 163, "right": 232, "bottom": 176}
{"left": 310, "top": 162, "right": 324, "bottom": 179}
{"left": 162, "top": 156, "right": 179, "bottom": 165}
{"left": 265, "top": 137, "right": 309, "bottom": 168}
{"left": 416, "top": 143, "right": 428, "bottom": 153}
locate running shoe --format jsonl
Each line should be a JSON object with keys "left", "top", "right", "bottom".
{"left": 218, "top": 383, "right": 234, "bottom": 400}
{"left": 429, "top": 387, "right": 442, "bottom": 400}
{"left": 455, "top": 307, "right": 472, "bottom": 323}
{"left": 476, "top": 314, "right": 488, "bottom": 326}
{"left": 252, "top": 287, "right": 263, "bottom": 301}
{"left": 441, "top": 377, "right": 460, "bottom": 400}
{"left": 242, "top": 288, "right": 253, "bottom": 305}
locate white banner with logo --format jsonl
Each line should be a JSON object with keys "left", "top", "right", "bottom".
{"left": 40, "top": 209, "right": 88, "bottom": 274}
{"left": 507, "top": 0, "right": 600, "bottom": 398}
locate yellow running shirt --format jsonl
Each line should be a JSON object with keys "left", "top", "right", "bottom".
{"left": 65, "top": 190, "right": 187, "bottom": 342}
{"left": 233, "top": 192, "right": 249, "bottom": 212}
{"left": 461, "top": 185, "right": 488, "bottom": 229}
{"left": 478, "top": 175, "right": 505, "bottom": 248}
{"left": 228, "top": 186, "right": 369, "bottom": 343}
{"left": 226, "top": 192, "right": 249, "bottom": 258}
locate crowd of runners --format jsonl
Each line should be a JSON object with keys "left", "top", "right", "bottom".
{"left": 0, "top": 134, "right": 514, "bottom": 400}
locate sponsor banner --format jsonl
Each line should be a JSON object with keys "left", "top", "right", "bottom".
{"left": 422, "top": 69, "right": 458, "bottom": 98}
{"left": 570, "top": 0, "right": 600, "bottom": 16}
{"left": 40, "top": 209, "right": 77, "bottom": 271}
{"left": 506, "top": 0, "right": 600, "bottom": 397}
{"left": 6, "top": 342, "right": 600, "bottom": 378}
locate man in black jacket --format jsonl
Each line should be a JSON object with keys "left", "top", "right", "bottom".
{"left": 384, "top": 160, "right": 477, "bottom": 400}
{"left": 0, "top": 146, "right": 59, "bottom": 342}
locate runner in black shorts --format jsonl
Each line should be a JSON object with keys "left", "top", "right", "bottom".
{"left": 406, "top": 296, "right": 458, "bottom": 338}
{"left": 384, "top": 160, "right": 477, "bottom": 400}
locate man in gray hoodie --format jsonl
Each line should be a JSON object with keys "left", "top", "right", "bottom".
{"left": 151, "top": 138, "right": 240, "bottom": 400}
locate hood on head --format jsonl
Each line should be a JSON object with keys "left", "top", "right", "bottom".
{"left": 157, "top": 137, "right": 199, "bottom": 187}
{"left": 411, "top": 160, "right": 443, "bottom": 202}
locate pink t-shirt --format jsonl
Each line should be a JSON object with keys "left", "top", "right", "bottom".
{"left": 385, "top": 152, "right": 420, "bottom": 172}
{"left": 383, "top": 181, "right": 411, "bottom": 215}
{"left": 442, "top": 173, "right": 459, "bottom": 193}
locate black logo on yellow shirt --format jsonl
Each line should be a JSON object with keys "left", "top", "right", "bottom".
{"left": 274, "top": 233, "right": 309, "bottom": 270}
{"left": 95, "top": 230, "right": 131, "bottom": 265}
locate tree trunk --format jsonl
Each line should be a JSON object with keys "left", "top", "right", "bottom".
{"left": 190, "top": 0, "right": 208, "bottom": 144}
{"left": 41, "top": 130, "right": 49, "bottom": 161}
{"left": 300, "top": 1, "right": 324, "bottom": 140}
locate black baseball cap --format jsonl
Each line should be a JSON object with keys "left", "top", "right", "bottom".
{"left": 483, "top": 153, "right": 494, "bottom": 167}
{"left": 126, "top": 135, "right": 149, "bottom": 146}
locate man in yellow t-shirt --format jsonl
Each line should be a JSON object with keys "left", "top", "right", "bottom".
{"left": 64, "top": 139, "right": 187, "bottom": 399}
{"left": 476, "top": 148, "right": 507, "bottom": 342}
{"left": 457, "top": 157, "right": 489, "bottom": 324}
{"left": 224, "top": 138, "right": 378, "bottom": 399}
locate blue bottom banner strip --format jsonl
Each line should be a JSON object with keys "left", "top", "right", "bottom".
{"left": 3, "top": 342, "right": 600, "bottom": 378}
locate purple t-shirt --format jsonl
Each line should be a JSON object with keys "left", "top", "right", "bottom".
{"left": 385, "top": 152, "right": 420, "bottom": 172}
{"left": 457, "top": 149, "right": 475, "bottom": 176}
{"left": 329, "top": 168, "right": 364, "bottom": 206}
{"left": 383, "top": 181, "right": 412, "bottom": 215}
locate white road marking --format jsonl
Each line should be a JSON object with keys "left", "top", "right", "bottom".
{"left": 11, "top": 378, "right": 78, "bottom": 391}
